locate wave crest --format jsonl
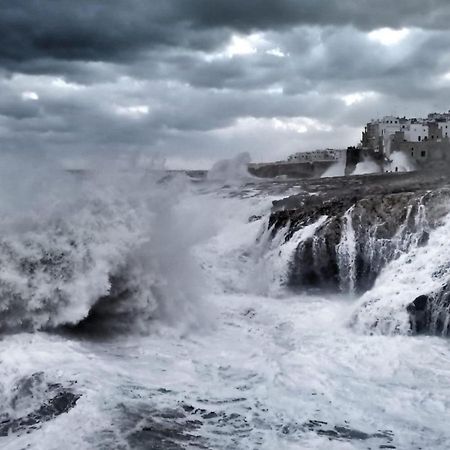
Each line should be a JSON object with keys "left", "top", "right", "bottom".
{"left": 0, "top": 157, "right": 206, "bottom": 334}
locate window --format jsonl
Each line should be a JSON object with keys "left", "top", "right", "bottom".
{"left": 418, "top": 136, "right": 421, "bottom": 141}
{"left": 421, "top": 150, "right": 426, "bottom": 157}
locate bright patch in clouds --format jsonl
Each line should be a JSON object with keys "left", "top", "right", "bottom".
{"left": 272, "top": 117, "right": 333, "bottom": 134}
{"left": 267, "top": 85, "right": 284, "bottom": 94}
{"left": 207, "top": 33, "right": 267, "bottom": 60}
{"left": 225, "top": 34, "right": 259, "bottom": 57}
{"left": 115, "top": 105, "right": 149, "bottom": 117}
{"left": 368, "top": 28, "right": 410, "bottom": 46}
{"left": 52, "top": 77, "right": 84, "bottom": 90}
{"left": 340, "top": 91, "right": 378, "bottom": 106}
{"left": 266, "top": 47, "right": 287, "bottom": 58}
{"left": 205, "top": 33, "right": 288, "bottom": 61}
{"left": 21, "top": 91, "right": 39, "bottom": 101}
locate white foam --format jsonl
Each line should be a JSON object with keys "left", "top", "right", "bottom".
{"left": 352, "top": 158, "right": 381, "bottom": 175}
{"left": 351, "top": 212, "right": 450, "bottom": 335}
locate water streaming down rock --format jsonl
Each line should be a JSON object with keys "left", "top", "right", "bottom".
{"left": 336, "top": 207, "right": 357, "bottom": 294}
{"left": 269, "top": 192, "right": 441, "bottom": 294}
{"left": 351, "top": 212, "right": 450, "bottom": 336}
{"left": 251, "top": 215, "right": 329, "bottom": 296}
{"left": 266, "top": 171, "right": 450, "bottom": 335}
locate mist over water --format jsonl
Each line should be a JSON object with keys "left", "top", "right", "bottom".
{"left": 351, "top": 157, "right": 381, "bottom": 175}
{"left": 1, "top": 153, "right": 450, "bottom": 449}
{"left": 206, "top": 152, "right": 254, "bottom": 183}
{"left": 388, "top": 151, "right": 417, "bottom": 173}
{"left": 0, "top": 153, "right": 211, "bottom": 333}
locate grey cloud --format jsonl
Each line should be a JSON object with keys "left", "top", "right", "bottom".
{"left": 2, "top": 1, "right": 450, "bottom": 166}
{"left": 2, "top": 1, "right": 450, "bottom": 72}
{"left": 183, "top": 0, "right": 450, "bottom": 32}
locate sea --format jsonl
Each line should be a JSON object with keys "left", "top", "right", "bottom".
{"left": 0, "top": 155, "right": 449, "bottom": 449}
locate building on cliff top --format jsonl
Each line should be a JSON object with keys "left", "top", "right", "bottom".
{"left": 361, "top": 111, "right": 450, "bottom": 171}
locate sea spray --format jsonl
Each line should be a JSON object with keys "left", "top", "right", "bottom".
{"left": 207, "top": 152, "right": 254, "bottom": 183}
{"left": 0, "top": 157, "right": 211, "bottom": 333}
{"left": 352, "top": 157, "right": 381, "bottom": 175}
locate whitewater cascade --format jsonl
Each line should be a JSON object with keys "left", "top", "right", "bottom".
{"left": 266, "top": 186, "right": 450, "bottom": 335}
{"left": 351, "top": 211, "right": 450, "bottom": 336}
{"left": 336, "top": 207, "right": 357, "bottom": 294}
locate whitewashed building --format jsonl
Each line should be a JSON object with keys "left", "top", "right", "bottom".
{"left": 361, "top": 111, "right": 450, "bottom": 170}
{"left": 287, "top": 148, "right": 347, "bottom": 163}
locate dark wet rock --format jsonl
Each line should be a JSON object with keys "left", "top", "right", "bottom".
{"left": 407, "top": 284, "right": 450, "bottom": 336}
{"left": 248, "top": 215, "right": 262, "bottom": 222}
{"left": 407, "top": 295, "right": 430, "bottom": 334}
{"left": 304, "top": 420, "right": 395, "bottom": 446}
{"left": 202, "top": 412, "right": 218, "bottom": 419}
{"left": 0, "top": 372, "right": 80, "bottom": 437}
{"left": 269, "top": 170, "right": 450, "bottom": 295}
{"left": 116, "top": 403, "right": 208, "bottom": 450}
{"left": 127, "top": 416, "right": 203, "bottom": 450}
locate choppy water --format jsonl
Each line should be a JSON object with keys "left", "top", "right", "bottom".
{"left": 1, "top": 157, "right": 450, "bottom": 449}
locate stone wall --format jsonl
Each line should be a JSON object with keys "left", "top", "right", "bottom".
{"left": 248, "top": 161, "right": 336, "bottom": 179}
{"left": 396, "top": 139, "right": 450, "bottom": 169}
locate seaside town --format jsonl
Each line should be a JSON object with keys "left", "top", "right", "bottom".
{"left": 276, "top": 111, "right": 450, "bottom": 178}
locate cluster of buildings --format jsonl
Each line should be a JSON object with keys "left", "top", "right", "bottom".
{"left": 361, "top": 111, "right": 450, "bottom": 169}
{"left": 286, "top": 111, "right": 450, "bottom": 174}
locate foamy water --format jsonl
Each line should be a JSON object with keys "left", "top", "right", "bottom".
{"left": 1, "top": 157, "right": 450, "bottom": 449}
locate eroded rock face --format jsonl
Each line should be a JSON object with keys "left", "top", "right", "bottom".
{"left": 408, "top": 286, "right": 450, "bottom": 336}
{"left": 268, "top": 170, "right": 450, "bottom": 335}
{"left": 270, "top": 178, "right": 450, "bottom": 293}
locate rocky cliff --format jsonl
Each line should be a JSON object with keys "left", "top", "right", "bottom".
{"left": 268, "top": 170, "right": 450, "bottom": 335}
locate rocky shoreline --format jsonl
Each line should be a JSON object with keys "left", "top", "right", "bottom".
{"left": 267, "top": 169, "right": 450, "bottom": 335}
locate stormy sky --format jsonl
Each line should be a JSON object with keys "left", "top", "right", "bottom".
{"left": 2, "top": 1, "right": 450, "bottom": 168}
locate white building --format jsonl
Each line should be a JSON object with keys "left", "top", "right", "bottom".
{"left": 437, "top": 121, "right": 450, "bottom": 139}
{"left": 362, "top": 111, "right": 450, "bottom": 170}
{"left": 288, "top": 148, "right": 346, "bottom": 163}
{"left": 403, "top": 123, "right": 429, "bottom": 142}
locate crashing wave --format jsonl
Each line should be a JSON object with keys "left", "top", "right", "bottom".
{"left": 0, "top": 158, "right": 206, "bottom": 334}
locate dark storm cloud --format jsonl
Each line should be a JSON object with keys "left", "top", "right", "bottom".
{"left": 2, "top": 1, "right": 450, "bottom": 166}
{"left": 2, "top": 0, "right": 450, "bottom": 70}
{"left": 184, "top": 0, "right": 450, "bottom": 31}
{"left": 0, "top": 0, "right": 224, "bottom": 71}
